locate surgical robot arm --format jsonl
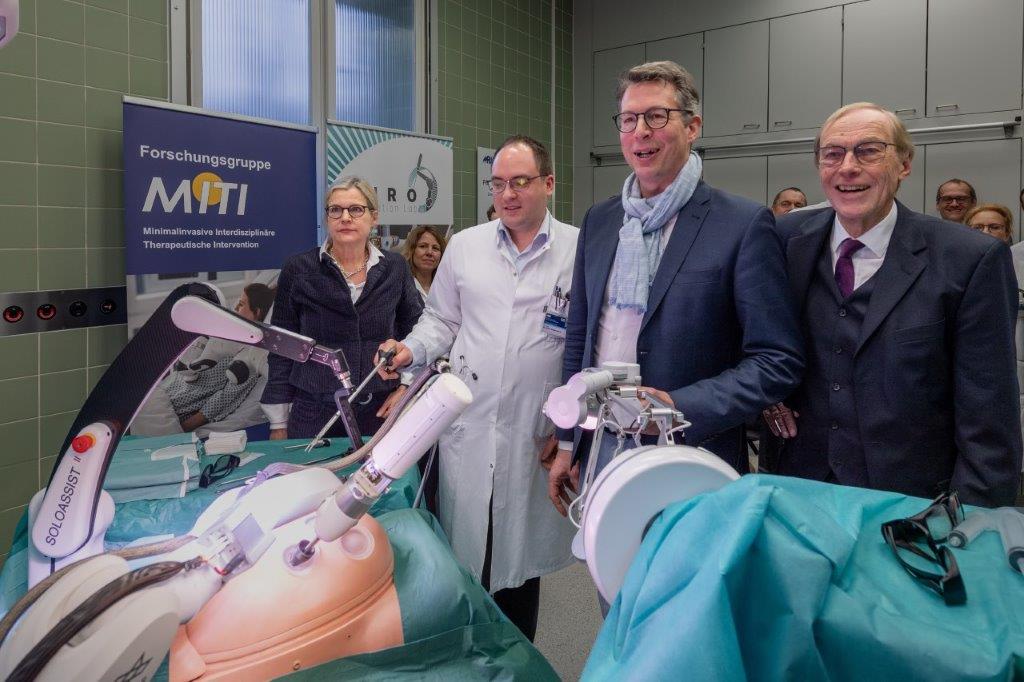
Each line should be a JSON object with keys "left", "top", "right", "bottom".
{"left": 1, "top": 369, "right": 473, "bottom": 681}
{"left": 29, "top": 292, "right": 364, "bottom": 588}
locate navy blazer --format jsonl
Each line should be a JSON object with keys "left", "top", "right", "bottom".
{"left": 262, "top": 247, "right": 423, "bottom": 406}
{"left": 560, "top": 181, "right": 805, "bottom": 471}
{"left": 775, "top": 202, "right": 1022, "bottom": 507}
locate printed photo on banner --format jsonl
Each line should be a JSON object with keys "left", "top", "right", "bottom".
{"left": 122, "top": 98, "right": 318, "bottom": 439}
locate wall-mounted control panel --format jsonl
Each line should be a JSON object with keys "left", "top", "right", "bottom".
{"left": 0, "top": 287, "right": 127, "bottom": 336}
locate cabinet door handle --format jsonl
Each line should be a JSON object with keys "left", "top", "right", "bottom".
{"left": 895, "top": 108, "right": 917, "bottom": 116}
{"left": 773, "top": 120, "right": 792, "bottom": 127}
{"left": 742, "top": 123, "right": 760, "bottom": 130}
{"left": 935, "top": 104, "right": 959, "bottom": 111}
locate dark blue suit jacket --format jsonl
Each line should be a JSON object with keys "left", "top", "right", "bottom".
{"left": 774, "top": 202, "right": 1022, "bottom": 507}
{"left": 559, "top": 181, "right": 805, "bottom": 471}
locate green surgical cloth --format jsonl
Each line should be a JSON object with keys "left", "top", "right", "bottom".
{"left": 584, "top": 474, "right": 1024, "bottom": 682}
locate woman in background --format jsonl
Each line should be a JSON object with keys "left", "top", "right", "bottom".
{"left": 401, "top": 225, "right": 447, "bottom": 301}
{"left": 261, "top": 176, "right": 422, "bottom": 440}
{"left": 965, "top": 203, "right": 1014, "bottom": 244}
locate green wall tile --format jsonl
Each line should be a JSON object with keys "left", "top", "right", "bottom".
{"left": 40, "top": 368, "right": 86, "bottom": 416}
{"left": 85, "top": 5, "right": 129, "bottom": 53}
{"left": 0, "top": 508, "right": 27, "bottom": 566}
{"left": 86, "top": 364, "right": 108, "bottom": 392}
{"left": 37, "top": 122, "right": 86, "bottom": 167}
{"left": 18, "top": 0, "right": 38, "bottom": 35}
{"left": 131, "top": 0, "right": 167, "bottom": 25}
{"left": 38, "top": 80, "right": 86, "bottom": 126}
{"left": 38, "top": 165, "right": 87, "bottom": 207}
{"left": 37, "top": 0, "right": 85, "bottom": 44}
{"left": 38, "top": 248, "right": 86, "bottom": 289}
{"left": 0, "top": 250, "right": 37, "bottom": 292}
{"left": 0, "top": 206, "right": 37, "bottom": 248}
{"left": 40, "top": 411, "right": 77, "bottom": 460}
{"left": 0, "top": 34, "right": 36, "bottom": 78}
{"left": 85, "top": 47, "right": 129, "bottom": 91}
{"left": 0, "top": 461, "right": 39, "bottom": 511}
{"left": 86, "top": 247, "right": 124, "bottom": 286}
{"left": 0, "top": 419, "right": 40, "bottom": 467}
{"left": 129, "top": 18, "right": 167, "bottom": 61}
{"left": 0, "top": 75, "right": 37, "bottom": 119}
{"left": 38, "top": 37, "right": 85, "bottom": 85}
{"left": 38, "top": 207, "right": 86, "bottom": 248}
{"left": 86, "top": 207, "right": 123, "bottom": 247}
{"left": 0, "top": 334, "right": 38, "bottom": 380}
{"left": 85, "top": 168, "right": 122, "bottom": 208}
{"left": 0, "top": 160, "right": 35, "bottom": 206}
{"left": 85, "top": 87, "right": 123, "bottom": 130}
{"left": 88, "top": 324, "right": 126, "bottom": 365}
{"left": 86, "top": 128, "right": 122, "bottom": 169}
{"left": 0, "top": 117, "right": 36, "bottom": 163}
{"left": 0, "top": 376, "right": 39, "bottom": 423}
{"left": 40, "top": 329, "right": 87, "bottom": 373}
{"left": 85, "top": 0, "right": 129, "bottom": 13}
{"left": 129, "top": 57, "right": 166, "bottom": 99}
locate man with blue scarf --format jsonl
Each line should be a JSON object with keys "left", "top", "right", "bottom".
{"left": 548, "top": 61, "right": 805, "bottom": 512}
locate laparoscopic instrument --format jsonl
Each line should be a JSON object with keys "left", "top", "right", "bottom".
{"left": 0, "top": 283, "right": 472, "bottom": 681}
{"left": 544, "top": 361, "right": 740, "bottom": 602}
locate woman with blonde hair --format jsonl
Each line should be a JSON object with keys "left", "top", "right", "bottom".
{"left": 261, "top": 176, "right": 423, "bottom": 439}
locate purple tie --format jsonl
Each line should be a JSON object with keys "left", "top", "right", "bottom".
{"left": 835, "top": 238, "right": 865, "bottom": 298}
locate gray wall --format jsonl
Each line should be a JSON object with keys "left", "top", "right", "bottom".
{"left": 573, "top": 0, "right": 1024, "bottom": 240}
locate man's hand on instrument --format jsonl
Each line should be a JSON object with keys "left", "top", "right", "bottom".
{"left": 375, "top": 341, "right": 411, "bottom": 379}
{"left": 548, "top": 449, "right": 579, "bottom": 516}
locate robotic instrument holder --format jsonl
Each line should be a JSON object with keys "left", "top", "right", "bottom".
{"left": 544, "top": 361, "right": 740, "bottom": 603}
{"left": 0, "top": 287, "right": 474, "bottom": 681}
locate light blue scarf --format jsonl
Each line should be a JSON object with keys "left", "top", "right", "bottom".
{"left": 608, "top": 152, "right": 703, "bottom": 312}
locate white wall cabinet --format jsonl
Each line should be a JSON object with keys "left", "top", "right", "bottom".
{"left": 703, "top": 22, "right": 769, "bottom": 138}
{"left": 767, "top": 153, "right": 823, "bottom": 206}
{"left": 592, "top": 44, "right": 646, "bottom": 148}
{"left": 927, "top": 0, "right": 1024, "bottom": 117}
{"left": 593, "top": 163, "right": 632, "bottom": 203}
{"left": 702, "top": 156, "right": 767, "bottom": 205}
{"left": 768, "top": 8, "right": 842, "bottom": 132}
{"left": 843, "top": 0, "right": 926, "bottom": 120}
{"left": 645, "top": 33, "right": 704, "bottom": 104}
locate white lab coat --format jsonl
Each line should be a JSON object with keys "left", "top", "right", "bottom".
{"left": 404, "top": 213, "right": 579, "bottom": 591}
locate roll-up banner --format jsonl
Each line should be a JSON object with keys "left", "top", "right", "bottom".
{"left": 121, "top": 98, "right": 317, "bottom": 438}
{"left": 124, "top": 98, "right": 318, "bottom": 275}
{"left": 326, "top": 120, "right": 453, "bottom": 229}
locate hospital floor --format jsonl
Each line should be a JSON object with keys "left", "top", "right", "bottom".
{"left": 535, "top": 561, "right": 605, "bottom": 681}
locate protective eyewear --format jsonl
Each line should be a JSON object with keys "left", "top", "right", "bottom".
{"left": 880, "top": 491, "right": 967, "bottom": 606}
{"left": 483, "top": 175, "right": 544, "bottom": 195}
{"left": 199, "top": 454, "right": 241, "bottom": 489}
{"left": 816, "top": 141, "right": 895, "bottom": 167}
{"left": 325, "top": 204, "right": 368, "bottom": 219}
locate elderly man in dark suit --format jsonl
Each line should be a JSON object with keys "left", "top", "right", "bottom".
{"left": 547, "top": 61, "right": 804, "bottom": 512}
{"left": 766, "top": 102, "right": 1021, "bottom": 507}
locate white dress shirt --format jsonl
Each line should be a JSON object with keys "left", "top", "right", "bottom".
{"left": 830, "top": 202, "right": 898, "bottom": 291}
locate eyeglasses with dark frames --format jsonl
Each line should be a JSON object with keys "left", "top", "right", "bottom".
{"left": 612, "top": 107, "right": 691, "bottom": 133}
{"left": 199, "top": 454, "right": 241, "bottom": 489}
{"left": 880, "top": 490, "right": 967, "bottom": 606}
{"left": 326, "top": 204, "right": 368, "bottom": 219}
{"left": 817, "top": 141, "right": 896, "bottom": 167}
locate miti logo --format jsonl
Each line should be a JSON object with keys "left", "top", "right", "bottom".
{"left": 142, "top": 171, "right": 249, "bottom": 215}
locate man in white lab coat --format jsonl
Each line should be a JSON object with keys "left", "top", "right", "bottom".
{"left": 377, "top": 135, "right": 578, "bottom": 641}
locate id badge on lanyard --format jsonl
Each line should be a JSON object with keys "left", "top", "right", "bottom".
{"left": 542, "top": 285, "right": 569, "bottom": 339}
